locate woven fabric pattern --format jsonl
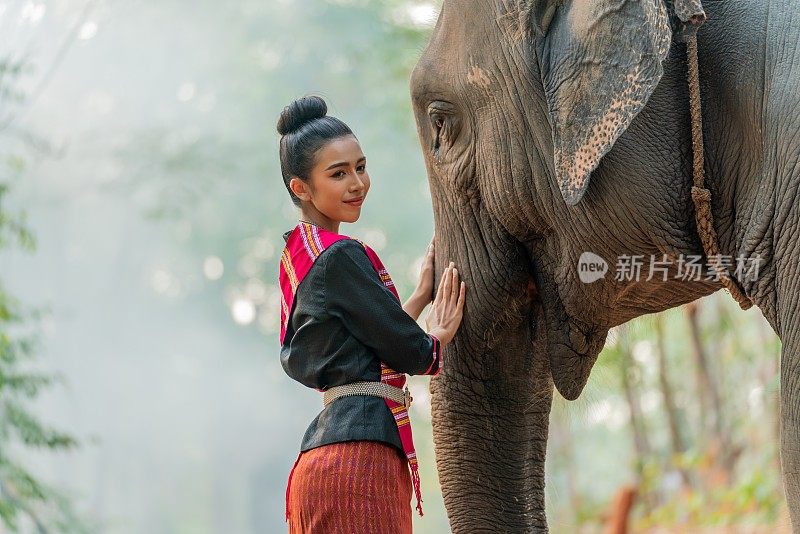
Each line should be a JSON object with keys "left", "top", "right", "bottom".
{"left": 286, "top": 440, "right": 413, "bottom": 534}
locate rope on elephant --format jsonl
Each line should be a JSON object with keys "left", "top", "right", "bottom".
{"left": 685, "top": 32, "right": 754, "bottom": 311}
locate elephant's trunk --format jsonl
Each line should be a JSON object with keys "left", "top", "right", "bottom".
{"left": 430, "top": 301, "right": 553, "bottom": 533}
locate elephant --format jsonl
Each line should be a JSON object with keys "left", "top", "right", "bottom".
{"left": 408, "top": 0, "right": 800, "bottom": 531}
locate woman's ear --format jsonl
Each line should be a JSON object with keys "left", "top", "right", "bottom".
{"left": 531, "top": 0, "right": 672, "bottom": 205}
{"left": 290, "top": 176, "right": 311, "bottom": 202}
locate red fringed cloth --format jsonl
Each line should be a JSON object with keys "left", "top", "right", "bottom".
{"left": 280, "top": 222, "right": 440, "bottom": 520}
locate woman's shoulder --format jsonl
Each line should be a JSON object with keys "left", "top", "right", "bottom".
{"left": 322, "top": 238, "right": 369, "bottom": 267}
{"left": 322, "top": 239, "right": 386, "bottom": 303}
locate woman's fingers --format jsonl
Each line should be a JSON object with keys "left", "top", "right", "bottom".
{"left": 443, "top": 262, "right": 453, "bottom": 297}
{"left": 445, "top": 268, "right": 453, "bottom": 310}
{"left": 436, "top": 262, "right": 467, "bottom": 319}
{"left": 447, "top": 269, "right": 461, "bottom": 315}
{"left": 451, "top": 267, "right": 459, "bottom": 301}
{"left": 436, "top": 263, "right": 449, "bottom": 302}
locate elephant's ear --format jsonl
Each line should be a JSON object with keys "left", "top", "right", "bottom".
{"left": 531, "top": 0, "right": 672, "bottom": 205}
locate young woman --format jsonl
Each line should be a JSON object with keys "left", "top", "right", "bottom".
{"left": 278, "top": 95, "right": 466, "bottom": 533}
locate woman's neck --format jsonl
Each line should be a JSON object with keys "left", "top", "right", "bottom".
{"left": 298, "top": 210, "right": 339, "bottom": 234}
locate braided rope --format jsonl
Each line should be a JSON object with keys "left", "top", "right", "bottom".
{"left": 686, "top": 34, "right": 753, "bottom": 310}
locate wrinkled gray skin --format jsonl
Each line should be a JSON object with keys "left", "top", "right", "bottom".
{"left": 409, "top": 0, "right": 800, "bottom": 531}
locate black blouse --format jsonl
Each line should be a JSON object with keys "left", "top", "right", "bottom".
{"left": 280, "top": 230, "right": 441, "bottom": 455}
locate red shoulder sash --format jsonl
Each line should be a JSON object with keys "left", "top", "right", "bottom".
{"left": 279, "top": 222, "right": 356, "bottom": 345}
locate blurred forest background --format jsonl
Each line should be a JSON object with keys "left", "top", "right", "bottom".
{"left": 0, "top": 0, "right": 789, "bottom": 532}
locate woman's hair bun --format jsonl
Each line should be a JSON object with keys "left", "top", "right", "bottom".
{"left": 277, "top": 95, "right": 328, "bottom": 136}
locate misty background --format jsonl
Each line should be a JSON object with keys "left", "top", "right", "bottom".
{"left": 0, "top": 1, "right": 787, "bottom": 532}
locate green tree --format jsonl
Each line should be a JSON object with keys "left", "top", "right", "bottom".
{"left": 0, "top": 57, "right": 89, "bottom": 533}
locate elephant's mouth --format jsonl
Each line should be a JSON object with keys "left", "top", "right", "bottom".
{"left": 526, "top": 245, "right": 608, "bottom": 400}
{"left": 546, "top": 329, "right": 607, "bottom": 399}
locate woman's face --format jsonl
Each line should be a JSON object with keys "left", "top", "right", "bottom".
{"left": 291, "top": 134, "right": 370, "bottom": 225}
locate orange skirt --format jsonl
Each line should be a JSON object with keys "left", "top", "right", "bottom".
{"left": 286, "top": 440, "right": 413, "bottom": 534}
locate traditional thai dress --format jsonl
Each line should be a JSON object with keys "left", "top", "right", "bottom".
{"left": 279, "top": 221, "right": 442, "bottom": 533}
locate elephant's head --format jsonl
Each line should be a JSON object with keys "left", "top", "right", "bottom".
{"left": 410, "top": 0, "right": 714, "bottom": 529}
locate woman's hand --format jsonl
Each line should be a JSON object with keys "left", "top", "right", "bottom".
{"left": 425, "top": 261, "right": 466, "bottom": 346}
{"left": 402, "top": 234, "right": 436, "bottom": 321}
{"left": 414, "top": 234, "right": 436, "bottom": 303}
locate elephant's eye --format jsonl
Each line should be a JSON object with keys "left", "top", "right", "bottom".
{"left": 427, "top": 101, "right": 458, "bottom": 158}
{"left": 430, "top": 113, "right": 445, "bottom": 152}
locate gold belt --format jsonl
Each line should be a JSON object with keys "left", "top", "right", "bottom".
{"left": 322, "top": 381, "right": 413, "bottom": 409}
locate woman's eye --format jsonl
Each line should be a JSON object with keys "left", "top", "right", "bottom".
{"left": 356, "top": 165, "right": 365, "bottom": 173}
{"left": 334, "top": 170, "right": 346, "bottom": 178}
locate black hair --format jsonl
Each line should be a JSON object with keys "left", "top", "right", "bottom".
{"left": 277, "top": 95, "right": 355, "bottom": 207}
